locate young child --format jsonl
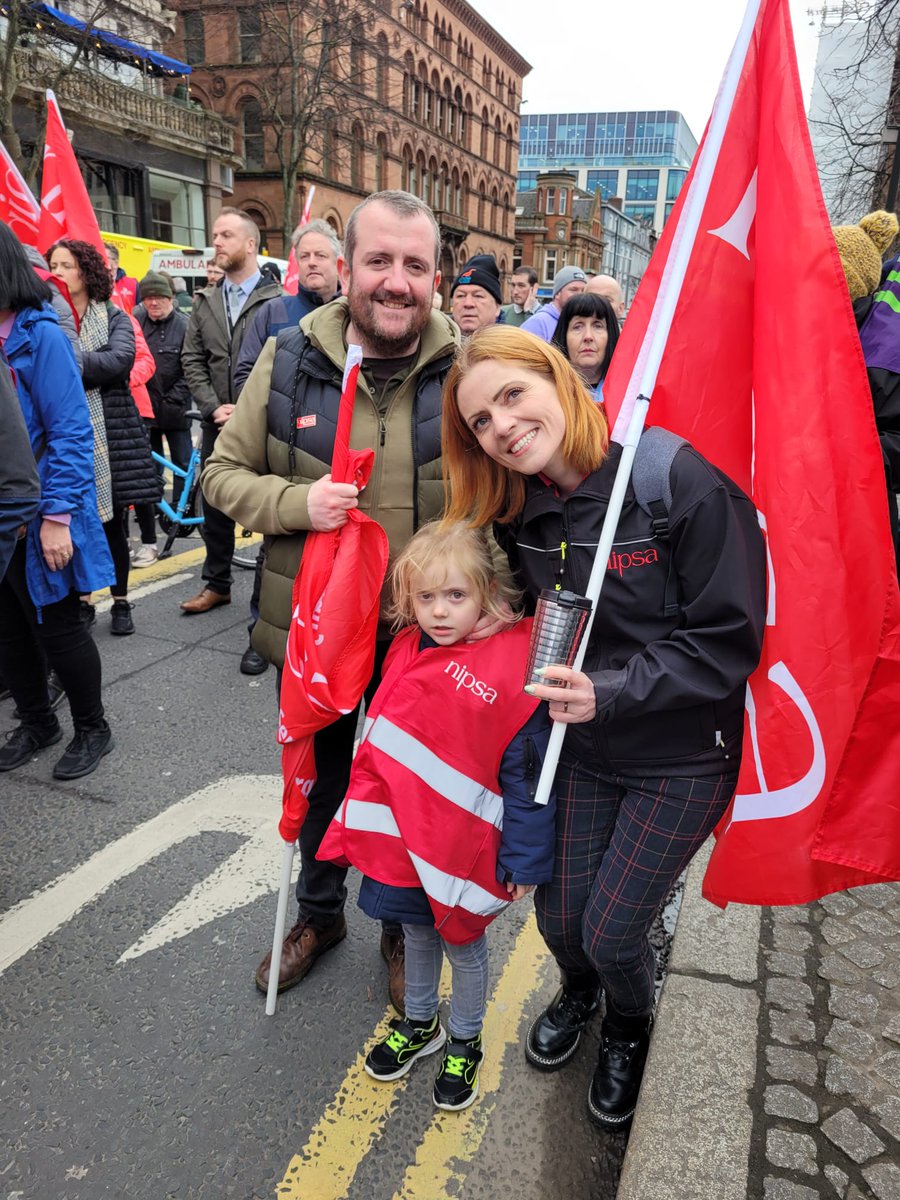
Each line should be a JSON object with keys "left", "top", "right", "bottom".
{"left": 318, "top": 521, "right": 555, "bottom": 1112}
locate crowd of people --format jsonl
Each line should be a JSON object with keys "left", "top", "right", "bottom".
{"left": 1, "top": 186, "right": 897, "bottom": 1130}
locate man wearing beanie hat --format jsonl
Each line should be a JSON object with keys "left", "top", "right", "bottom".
{"left": 450, "top": 253, "right": 503, "bottom": 335}
{"left": 140, "top": 271, "right": 174, "bottom": 300}
{"left": 521, "top": 265, "right": 587, "bottom": 342}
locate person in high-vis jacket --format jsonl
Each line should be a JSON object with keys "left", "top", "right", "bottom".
{"left": 318, "top": 522, "right": 556, "bottom": 1113}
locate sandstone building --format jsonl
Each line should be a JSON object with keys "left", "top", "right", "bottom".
{"left": 166, "top": 0, "right": 529, "bottom": 293}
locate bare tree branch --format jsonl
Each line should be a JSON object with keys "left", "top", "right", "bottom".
{"left": 245, "top": 0, "right": 381, "bottom": 244}
{"left": 809, "top": 1, "right": 900, "bottom": 220}
{"left": 1, "top": 0, "right": 135, "bottom": 185}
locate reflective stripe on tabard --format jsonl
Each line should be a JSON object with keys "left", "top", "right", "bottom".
{"left": 367, "top": 717, "right": 504, "bottom": 828}
{"left": 409, "top": 852, "right": 509, "bottom": 918}
{"left": 342, "top": 798, "right": 401, "bottom": 838}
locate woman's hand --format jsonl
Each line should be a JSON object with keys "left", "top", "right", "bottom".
{"left": 466, "top": 600, "right": 515, "bottom": 641}
{"left": 506, "top": 882, "right": 534, "bottom": 901}
{"left": 524, "top": 665, "right": 597, "bottom": 723}
{"left": 40, "top": 519, "right": 73, "bottom": 572}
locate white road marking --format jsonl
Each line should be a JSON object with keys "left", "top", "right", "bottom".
{"left": 0, "top": 775, "right": 286, "bottom": 975}
{"left": 94, "top": 571, "right": 193, "bottom": 613}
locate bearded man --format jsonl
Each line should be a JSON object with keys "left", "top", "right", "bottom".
{"left": 202, "top": 191, "right": 460, "bottom": 1012}
{"left": 180, "top": 207, "right": 282, "bottom": 613}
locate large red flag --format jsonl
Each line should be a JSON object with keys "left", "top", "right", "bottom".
{"left": 277, "top": 347, "right": 390, "bottom": 842}
{"left": 603, "top": 0, "right": 900, "bottom": 906}
{"left": 0, "top": 137, "right": 39, "bottom": 246}
{"left": 37, "top": 91, "right": 104, "bottom": 255}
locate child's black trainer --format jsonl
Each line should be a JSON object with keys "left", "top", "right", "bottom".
{"left": 365, "top": 1014, "right": 446, "bottom": 1081}
{"left": 433, "top": 1032, "right": 483, "bottom": 1111}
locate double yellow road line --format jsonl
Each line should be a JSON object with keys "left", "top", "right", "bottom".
{"left": 276, "top": 915, "right": 551, "bottom": 1200}
{"left": 142, "top": 540, "right": 555, "bottom": 1197}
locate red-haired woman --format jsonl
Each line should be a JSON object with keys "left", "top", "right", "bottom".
{"left": 441, "top": 327, "right": 766, "bottom": 1129}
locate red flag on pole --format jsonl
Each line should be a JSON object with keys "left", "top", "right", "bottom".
{"left": 282, "top": 248, "right": 299, "bottom": 296}
{"left": 282, "top": 185, "right": 317, "bottom": 296}
{"left": 38, "top": 91, "right": 104, "bottom": 255}
{"left": 277, "top": 346, "right": 390, "bottom": 842}
{"left": 603, "top": 0, "right": 900, "bottom": 906}
{"left": 0, "top": 137, "right": 40, "bottom": 246}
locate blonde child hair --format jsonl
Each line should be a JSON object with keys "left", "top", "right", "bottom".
{"left": 388, "top": 521, "right": 521, "bottom": 631}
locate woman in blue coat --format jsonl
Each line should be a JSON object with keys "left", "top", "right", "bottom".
{"left": 0, "top": 222, "right": 116, "bottom": 781}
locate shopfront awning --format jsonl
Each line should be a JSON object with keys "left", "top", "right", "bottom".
{"left": 22, "top": 2, "right": 191, "bottom": 77}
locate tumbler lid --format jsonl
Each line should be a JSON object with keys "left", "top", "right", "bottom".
{"left": 538, "top": 588, "right": 592, "bottom": 611}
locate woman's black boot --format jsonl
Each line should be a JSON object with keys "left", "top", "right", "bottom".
{"left": 587, "top": 1005, "right": 653, "bottom": 1130}
{"left": 524, "top": 969, "right": 602, "bottom": 1071}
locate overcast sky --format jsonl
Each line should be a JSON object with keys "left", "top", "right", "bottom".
{"left": 471, "top": 0, "right": 820, "bottom": 145}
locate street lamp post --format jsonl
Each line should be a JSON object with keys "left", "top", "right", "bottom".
{"left": 881, "top": 125, "right": 900, "bottom": 213}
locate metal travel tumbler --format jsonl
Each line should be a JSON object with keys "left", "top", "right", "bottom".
{"left": 524, "top": 589, "right": 593, "bottom": 689}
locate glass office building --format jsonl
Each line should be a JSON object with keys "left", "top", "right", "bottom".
{"left": 518, "top": 110, "right": 697, "bottom": 232}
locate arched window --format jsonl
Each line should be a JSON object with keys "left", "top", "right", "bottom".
{"left": 451, "top": 167, "right": 460, "bottom": 216}
{"left": 350, "top": 122, "right": 365, "bottom": 189}
{"left": 417, "top": 151, "right": 428, "bottom": 202}
{"left": 375, "top": 133, "right": 388, "bottom": 191}
{"left": 350, "top": 19, "right": 364, "bottom": 85}
{"left": 462, "top": 96, "right": 471, "bottom": 149}
{"left": 428, "top": 156, "right": 439, "bottom": 207}
{"left": 490, "top": 187, "right": 499, "bottom": 233}
{"left": 505, "top": 124, "right": 513, "bottom": 173}
{"left": 461, "top": 171, "right": 470, "bottom": 220}
{"left": 477, "top": 182, "right": 486, "bottom": 229}
{"left": 403, "top": 145, "right": 416, "bottom": 193}
{"left": 376, "top": 33, "right": 389, "bottom": 104}
{"left": 480, "top": 108, "right": 489, "bottom": 159}
{"left": 240, "top": 98, "right": 265, "bottom": 170}
{"left": 403, "top": 52, "right": 414, "bottom": 116}
{"left": 494, "top": 117, "right": 501, "bottom": 165}
{"left": 440, "top": 162, "right": 451, "bottom": 211}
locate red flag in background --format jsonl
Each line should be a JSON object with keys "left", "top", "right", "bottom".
{"left": 0, "top": 137, "right": 40, "bottom": 246}
{"left": 283, "top": 248, "right": 299, "bottom": 296}
{"left": 603, "top": 0, "right": 900, "bottom": 905}
{"left": 38, "top": 91, "right": 104, "bottom": 255}
{"left": 282, "top": 184, "right": 317, "bottom": 296}
{"left": 277, "top": 347, "right": 390, "bottom": 843}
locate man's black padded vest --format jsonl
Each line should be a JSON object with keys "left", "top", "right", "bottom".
{"left": 266, "top": 326, "right": 446, "bottom": 472}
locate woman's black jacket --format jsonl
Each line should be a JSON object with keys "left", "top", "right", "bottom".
{"left": 81, "top": 304, "right": 161, "bottom": 510}
{"left": 496, "top": 440, "right": 767, "bottom": 777}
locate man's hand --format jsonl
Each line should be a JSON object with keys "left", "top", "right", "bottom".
{"left": 212, "top": 404, "right": 236, "bottom": 426}
{"left": 307, "top": 474, "right": 359, "bottom": 531}
{"left": 40, "top": 519, "right": 73, "bottom": 572}
{"left": 506, "top": 882, "right": 534, "bottom": 901}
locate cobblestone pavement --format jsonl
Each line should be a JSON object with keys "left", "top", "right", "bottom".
{"left": 753, "top": 883, "right": 900, "bottom": 1200}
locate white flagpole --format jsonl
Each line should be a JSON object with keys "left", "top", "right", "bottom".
{"left": 533, "top": 0, "right": 765, "bottom": 807}
{"left": 265, "top": 839, "right": 297, "bottom": 1016}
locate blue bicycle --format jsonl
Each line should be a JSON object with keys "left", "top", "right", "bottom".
{"left": 151, "top": 412, "right": 204, "bottom": 560}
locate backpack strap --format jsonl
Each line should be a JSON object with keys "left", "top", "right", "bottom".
{"left": 631, "top": 427, "right": 686, "bottom": 619}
